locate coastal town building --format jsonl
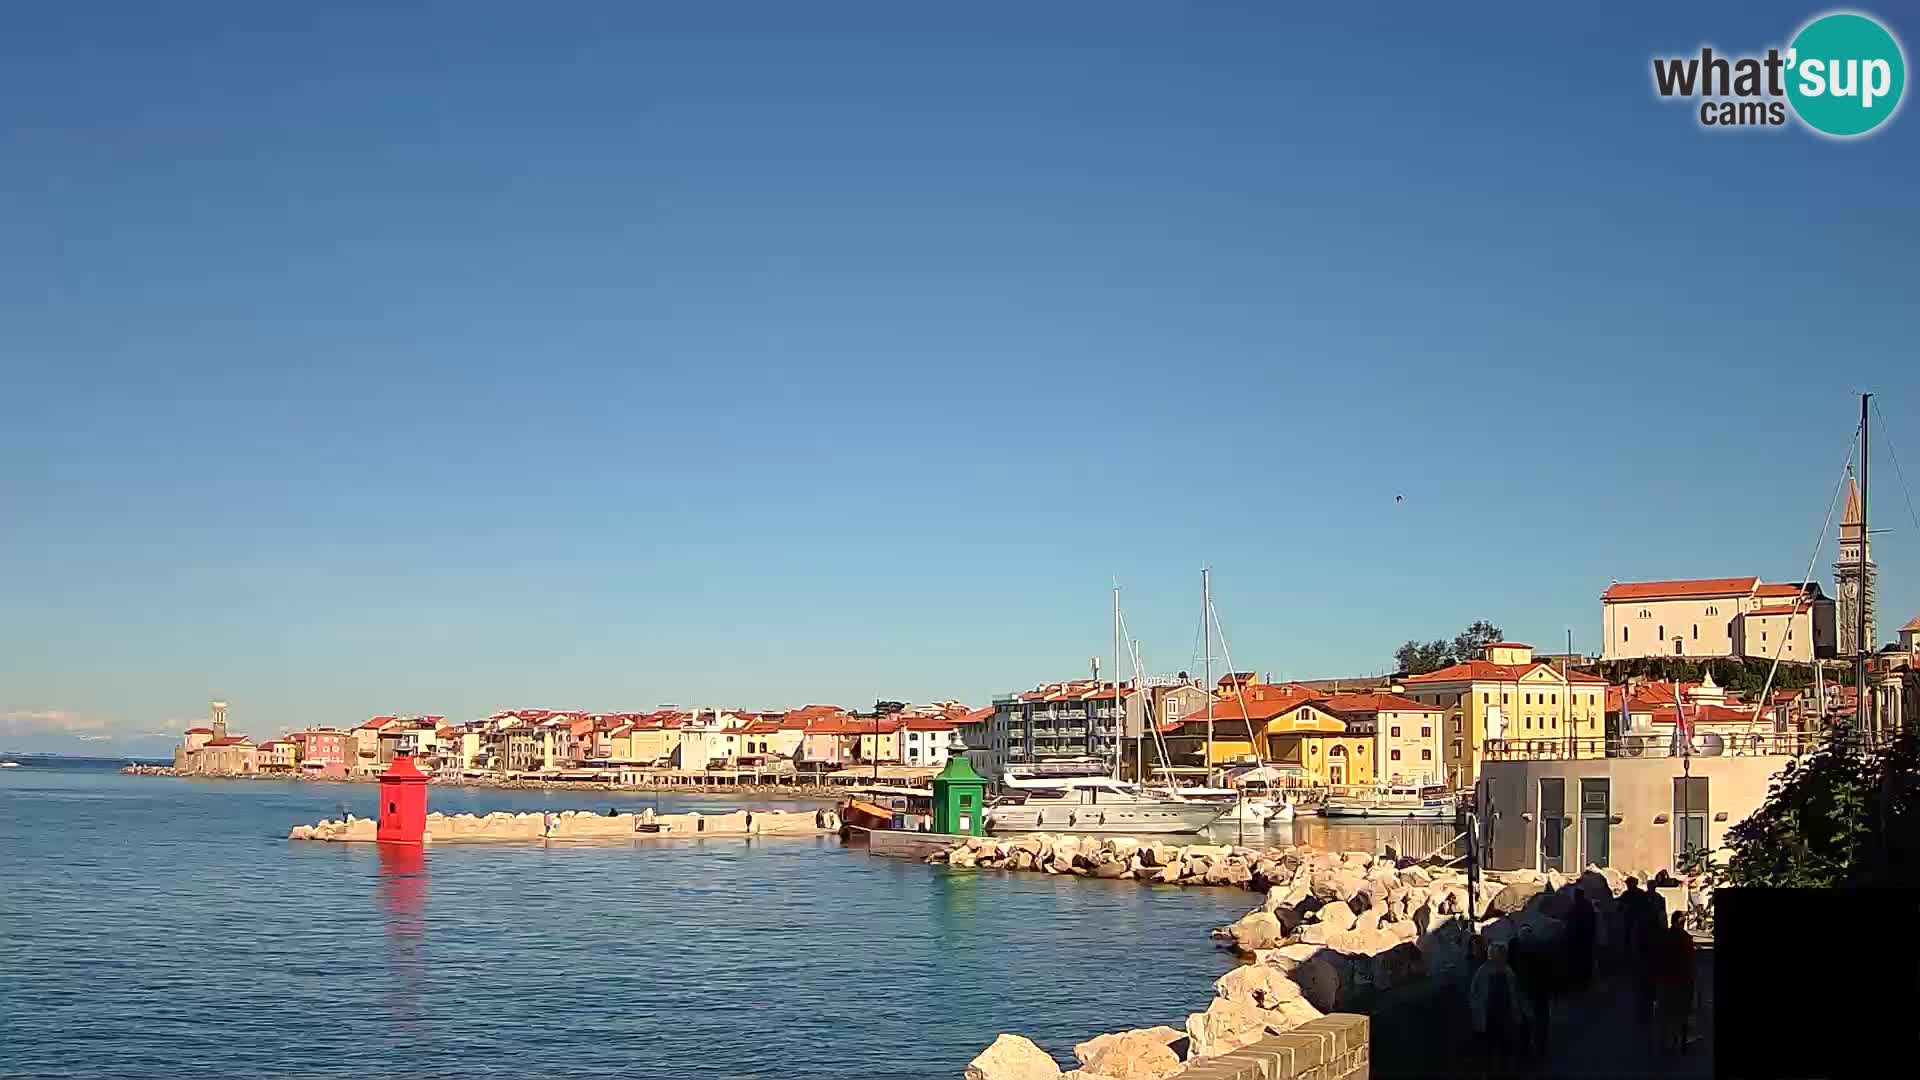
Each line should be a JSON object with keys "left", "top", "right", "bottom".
{"left": 256, "top": 739, "right": 297, "bottom": 772}
{"left": 1401, "top": 642, "right": 1609, "bottom": 789}
{"left": 172, "top": 700, "right": 262, "bottom": 776}
{"left": 290, "top": 729, "right": 349, "bottom": 779}
{"left": 1600, "top": 577, "right": 1835, "bottom": 662}
{"left": 900, "top": 716, "right": 961, "bottom": 767}
{"left": 980, "top": 676, "right": 1209, "bottom": 781}
{"left": 1317, "top": 692, "right": 1447, "bottom": 786}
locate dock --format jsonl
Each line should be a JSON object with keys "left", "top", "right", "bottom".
{"left": 862, "top": 828, "right": 976, "bottom": 860}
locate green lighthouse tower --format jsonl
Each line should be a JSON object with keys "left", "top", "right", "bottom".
{"left": 931, "top": 755, "right": 988, "bottom": 836}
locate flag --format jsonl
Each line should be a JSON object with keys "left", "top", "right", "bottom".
{"left": 1672, "top": 680, "right": 1693, "bottom": 754}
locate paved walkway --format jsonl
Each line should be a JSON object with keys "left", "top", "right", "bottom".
{"left": 1371, "top": 939, "right": 1712, "bottom": 1078}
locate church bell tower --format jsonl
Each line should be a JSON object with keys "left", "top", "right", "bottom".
{"left": 1835, "top": 471, "right": 1876, "bottom": 658}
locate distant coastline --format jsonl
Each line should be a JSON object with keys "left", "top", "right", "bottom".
{"left": 118, "top": 762, "right": 840, "bottom": 799}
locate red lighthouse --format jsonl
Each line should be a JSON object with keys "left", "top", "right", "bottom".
{"left": 377, "top": 755, "right": 429, "bottom": 844}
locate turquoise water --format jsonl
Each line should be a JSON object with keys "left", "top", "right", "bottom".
{"left": 0, "top": 759, "right": 1264, "bottom": 1079}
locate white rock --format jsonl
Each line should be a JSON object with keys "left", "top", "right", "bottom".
{"left": 966, "top": 1034, "right": 1062, "bottom": 1080}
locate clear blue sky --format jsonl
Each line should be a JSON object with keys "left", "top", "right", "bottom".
{"left": 3, "top": 2, "right": 1916, "bottom": 753}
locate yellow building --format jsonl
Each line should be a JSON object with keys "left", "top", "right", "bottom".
{"left": 1262, "top": 698, "right": 1375, "bottom": 787}
{"left": 1401, "top": 642, "right": 1608, "bottom": 788}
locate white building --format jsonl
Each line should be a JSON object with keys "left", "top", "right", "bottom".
{"left": 1601, "top": 576, "right": 1835, "bottom": 662}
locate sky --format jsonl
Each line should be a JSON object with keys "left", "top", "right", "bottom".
{"left": 3, "top": 2, "right": 1917, "bottom": 755}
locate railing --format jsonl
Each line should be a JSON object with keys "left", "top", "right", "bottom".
{"left": 1483, "top": 732, "right": 1817, "bottom": 761}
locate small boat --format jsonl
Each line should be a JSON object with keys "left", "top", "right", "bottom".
{"left": 837, "top": 785, "right": 936, "bottom": 834}
{"left": 986, "top": 779, "right": 1226, "bottom": 834}
{"left": 1324, "top": 784, "right": 1455, "bottom": 819}
{"left": 0, "top": 761, "right": 20, "bottom": 768}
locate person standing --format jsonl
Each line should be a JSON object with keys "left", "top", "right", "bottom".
{"left": 1508, "top": 927, "right": 1555, "bottom": 1063}
{"left": 1653, "top": 911, "right": 1697, "bottom": 1055}
{"left": 1471, "top": 941, "right": 1530, "bottom": 1073}
{"left": 1565, "top": 889, "right": 1596, "bottom": 993}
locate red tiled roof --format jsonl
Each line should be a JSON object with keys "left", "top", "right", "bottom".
{"left": 184, "top": 727, "right": 214, "bottom": 735}
{"left": 738, "top": 719, "right": 785, "bottom": 735}
{"left": 202, "top": 737, "right": 253, "bottom": 747}
{"left": 959, "top": 706, "right": 993, "bottom": 724}
{"left": 357, "top": 716, "right": 398, "bottom": 731}
{"left": 1404, "top": 661, "right": 1607, "bottom": 685}
{"left": 1637, "top": 703, "right": 1766, "bottom": 725}
{"left": 903, "top": 717, "right": 957, "bottom": 731}
{"left": 1173, "top": 684, "right": 1322, "bottom": 728}
{"left": 1601, "top": 577, "right": 1759, "bottom": 602}
{"left": 1755, "top": 583, "right": 1807, "bottom": 598}
{"left": 1902, "top": 615, "right": 1920, "bottom": 632}
{"left": 1319, "top": 692, "right": 1444, "bottom": 715}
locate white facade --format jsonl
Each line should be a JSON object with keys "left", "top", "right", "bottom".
{"left": 1601, "top": 578, "right": 1831, "bottom": 662}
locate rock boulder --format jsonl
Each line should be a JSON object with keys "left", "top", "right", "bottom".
{"left": 966, "top": 1034, "right": 1062, "bottom": 1080}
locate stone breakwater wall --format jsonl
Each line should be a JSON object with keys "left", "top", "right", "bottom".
{"left": 288, "top": 807, "right": 841, "bottom": 843}
{"left": 950, "top": 834, "right": 1635, "bottom": 1080}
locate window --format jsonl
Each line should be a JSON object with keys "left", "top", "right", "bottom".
{"left": 1762, "top": 630, "right": 1768, "bottom": 642}
{"left": 959, "top": 793, "right": 973, "bottom": 807}
{"left": 1524, "top": 717, "right": 1532, "bottom": 729}
{"left": 1657, "top": 624, "right": 1665, "bottom": 640}
{"left": 1624, "top": 627, "right": 1630, "bottom": 642}
{"left": 1707, "top": 605, "right": 1720, "bottom": 616}
{"left": 1674, "top": 777, "right": 1709, "bottom": 865}
{"left": 1580, "top": 778, "right": 1611, "bottom": 868}
{"left": 1421, "top": 726, "right": 1431, "bottom": 737}
{"left": 1421, "top": 749, "right": 1432, "bottom": 760}
{"left": 1452, "top": 719, "right": 1462, "bottom": 734}
{"left": 1482, "top": 692, "right": 1489, "bottom": 704}
{"left": 1502, "top": 693, "right": 1509, "bottom": 703}
{"left": 1540, "top": 778, "right": 1567, "bottom": 872}
{"left": 1390, "top": 725, "right": 1401, "bottom": 737}
{"left": 1692, "top": 624, "right": 1698, "bottom": 640}
{"left": 1450, "top": 739, "right": 1462, "bottom": 758}
{"left": 1525, "top": 693, "right": 1532, "bottom": 705}
{"left": 1390, "top": 749, "right": 1402, "bottom": 761}
{"left": 1639, "top": 609, "right": 1651, "bottom": 619}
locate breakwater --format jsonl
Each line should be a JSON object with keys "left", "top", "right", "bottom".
{"left": 942, "top": 834, "right": 1638, "bottom": 1079}
{"left": 290, "top": 806, "right": 841, "bottom": 842}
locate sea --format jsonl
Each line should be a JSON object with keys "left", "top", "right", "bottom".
{"left": 0, "top": 757, "right": 1451, "bottom": 1080}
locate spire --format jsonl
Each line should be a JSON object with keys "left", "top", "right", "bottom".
{"left": 1840, "top": 470, "right": 1865, "bottom": 540}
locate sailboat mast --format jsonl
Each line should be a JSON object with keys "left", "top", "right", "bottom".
{"left": 1857, "top": 392, "right": 1871, "bottom": 733}
{"left": 1113, "top": 584, "right": 1122, "bottom": 781}
{"left": 1203, "top": 567, "right": 1214, "bottom": 778}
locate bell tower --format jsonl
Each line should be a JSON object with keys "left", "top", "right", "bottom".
{"left": 1835, "top": 471, "right": 1876, "bottom": 658}
{"left": 210, "top": 699, "right": 230, "bottom": 741}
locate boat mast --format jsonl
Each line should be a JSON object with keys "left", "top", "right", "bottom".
{"left": 1856, "top": 392, "right": 1871, "bottom": 734}
{"left": 1113, "top": 583, "right": 1123, "bottom": 781}
{"left": 1203, "top": 566, "right": 1214, "bottom": 782}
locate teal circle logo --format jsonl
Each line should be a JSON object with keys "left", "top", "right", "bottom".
{"left": 1787, "top": 12, "right": 1906, "bottom": 136}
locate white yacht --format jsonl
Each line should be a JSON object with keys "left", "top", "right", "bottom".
{"left": 986, "top": 778, "right": 1227, "bottom": 834}
{"left": 1323, "top": 783, "right": 1455, "bottom": 819}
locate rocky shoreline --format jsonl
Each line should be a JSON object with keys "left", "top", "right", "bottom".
{"left": 290, "top": 806, "right": 842, "bottom": 843}
{"left": 121, "top": 764, "right": 840, "bottom": 800}
{"left": 940, "top": 835, "right": 1644, "bottom": 1079}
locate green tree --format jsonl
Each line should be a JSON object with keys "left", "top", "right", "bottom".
{"left": 1394, "top": 639, "right": 1454, "bottom": 675}
{"left": 1452, "top": 620, "right": 1505, "bottom": 661}
{"left": 1392, "top": 620, "right": 1505, "bottom": 674}
{"left": 1708, "top": 724, "right": 1919, "bottom": 889}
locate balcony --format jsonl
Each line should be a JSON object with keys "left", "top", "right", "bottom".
{"left": 1061, "top": 726, "right": 1088, "bottom": 737}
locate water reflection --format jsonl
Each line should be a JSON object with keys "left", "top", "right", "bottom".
{"left": 377, "top": 843, "right": 428, "bottom": 1032}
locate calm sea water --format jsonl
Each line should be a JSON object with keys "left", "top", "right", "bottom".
{"left": 0, "top": 758, "right": 1319, "bottom": 1080}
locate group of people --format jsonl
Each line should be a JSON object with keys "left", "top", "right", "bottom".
{"left": 1467, "top": 887, "right": 1596, "bottom": 1070}
{"left": 1621, "top": 875, "right": 1698, "bottom": 1056}
{"left": 1467, "top": 874, "right": 1698, "bottom": 1072}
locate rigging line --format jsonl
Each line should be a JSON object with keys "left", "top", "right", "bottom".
{"left": 1750, "top": 423, "right": 1859, "bottom": 726}
{"left": 1870, "top": 397, "right": 1920, "bottom": 531}
{"left": 1206, "top": 594, "right": 1267, "bottom": 773}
